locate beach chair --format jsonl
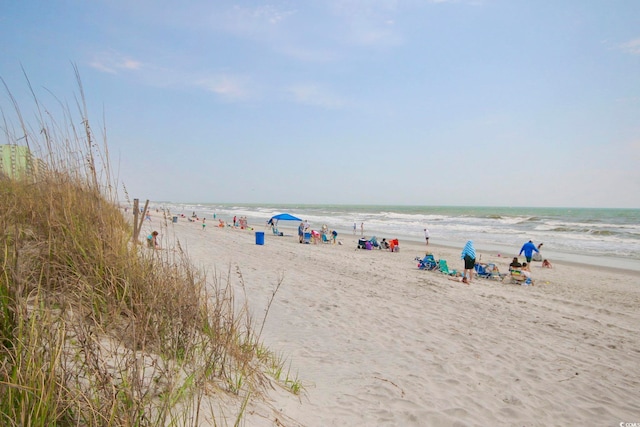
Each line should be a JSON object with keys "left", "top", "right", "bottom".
{"left": 272, "top": 227, "right": 283, "bottom": 236}
{"left": 484, "top": 263, "right": 507, "bottom": 280}
{"left": 473, "top": 263, "right": 504, "bottom": 280}
{"left": 417, "top": 254, "right": 438, "bottom": 271}
{"left": 474, "top": 263, "right": 493, "bottom": 279}
{"left": 438, "top": 259, "right": 457, "bottom": 276}
{"left": 303, "top": 232, "right": 311, "bottom": 244}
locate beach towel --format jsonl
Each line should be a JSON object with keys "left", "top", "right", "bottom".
{"left": 461, "top": 240, "right": 476, "bottom": 260}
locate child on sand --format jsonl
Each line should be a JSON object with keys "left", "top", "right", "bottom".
{"left": 147, "top": 231, "right": 159, "bottom": 248}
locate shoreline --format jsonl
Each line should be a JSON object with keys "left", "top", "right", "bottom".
{"left": 155, "top": 203, "right": 640, "bottom": 269}
{"left": 271, "top": 223, "right": 640, "bottom": 274}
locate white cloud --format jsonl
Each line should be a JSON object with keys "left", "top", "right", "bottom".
{"left": 619, "top": 38, "right": 640, "bottom": 55}
{"left": 88, "top": 49, "right": 254, "bottom": 102}
{"left": 329, "top": 0, "right": 399, "bottom": 16}
{"left": 89, "top": 51, "right": 143, "bottom": 74}
{"left": 250, "top": 5, "right": 294, "bottom": 25}
{"left": 89, "top": 60, "right": 118, "bottom": 74}
{"left": 216, "top": 4, "right": 295, "bottom": 38}
{"left": 276, "top": 46, "right": 340, "bottom": 63}
{"left": 195, "top": 74, "right": 252, "bottom": 101}
{"left": 286, "top": 84, "right": 346, "bottom": 109}
{"left": 327, "top": 0, "right": 403, "bottom": 47}
{"left": 347, "top": 19, "right": 402, "bottom": 47}
{"left": 121, "top": 59, "right": 143, "bottom": 70}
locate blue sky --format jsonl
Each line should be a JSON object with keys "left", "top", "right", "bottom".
{"left": 1, "top": 0, "right": 639, "bottom": 208}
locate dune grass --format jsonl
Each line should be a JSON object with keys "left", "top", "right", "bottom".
{"left": 0, "top": 74, "right": 301, "bottom": 426}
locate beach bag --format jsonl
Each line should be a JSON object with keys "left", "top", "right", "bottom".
{"left": 532, "top": 252, "right": 542, "bottom": 262}
{"left": 358, "top": 238, "right": 368, "bottom": 249}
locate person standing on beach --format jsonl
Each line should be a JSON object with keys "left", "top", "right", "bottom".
{"left": 424, "top": 228, "right": 430, "bottom": 246}
{"left": 461, "top": 240, "right": 476, "bottom": 284}
{"left": 519, "top": 240, "right": 539, "bottom": 263}
{"left": 360, "top": 222, "right": 364, "bottom": 237}
{"left": 202, "top": 218, "right": 206, "bottom": 230}
{"left": 298, "top": 222, "right": 304, "bottom": 243}
{"left": 353, "top": 223, "right": 356, "bottom": 235}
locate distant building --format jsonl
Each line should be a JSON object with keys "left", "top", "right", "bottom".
{"left": 0, "top": 144, "right": 46, "bottom": 181}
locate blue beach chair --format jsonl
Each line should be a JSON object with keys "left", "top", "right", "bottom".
{"left": 475, "top": 263, "right": 506, "bottom": 280}
{"left": 417, "top": 254, "right": 438, "bottom": 271}
{"left": 474, "top": 263, "right": 492, "bottom": 279}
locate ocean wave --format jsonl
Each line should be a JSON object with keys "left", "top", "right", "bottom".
{"left": 524, "top": 216, "right": 542, "bottom": 222}
{"left": 550, "top": 227, "right": 574, "bottom": 233}
{"left": 549, "top": 227, "right": 619, "bottom": 236}
{"left": 588, "top": 230, "right": 618, "bottom": 236}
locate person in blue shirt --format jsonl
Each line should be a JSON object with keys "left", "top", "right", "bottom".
{"left": 519, "top": 240, "right": 539, "bottom": 263}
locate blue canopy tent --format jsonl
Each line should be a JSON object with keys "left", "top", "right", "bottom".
{"left": 270, "top": 213, "right": 302, "bottom": 222}
{"left": 267, "top": 213, "right": 303, "bottom": 236}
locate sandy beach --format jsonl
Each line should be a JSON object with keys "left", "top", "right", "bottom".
{"left": 147, "top": 214, "right": 640, "bottom": 426}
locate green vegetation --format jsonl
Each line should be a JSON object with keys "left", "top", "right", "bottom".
{"left": 0, "top": 75, "right": 302, "bottom": 425}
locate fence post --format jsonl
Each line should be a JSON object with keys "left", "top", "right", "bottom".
{"left": 132, "top": 199, "right": 139, "bottom": 242}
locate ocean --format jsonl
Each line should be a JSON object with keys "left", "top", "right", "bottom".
{"left": 158, "top": 203, "right": 640, "bottom": 272}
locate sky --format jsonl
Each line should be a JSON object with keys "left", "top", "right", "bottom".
{"left": 1, "top": 0, "right": 639, "bottom": 208}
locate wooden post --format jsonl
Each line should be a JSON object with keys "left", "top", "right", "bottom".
{"left": 133, "top": 199, "right": 150, "bottom": 243}
{"left": 133, "top": 199, "right": 139, "bottom": 242}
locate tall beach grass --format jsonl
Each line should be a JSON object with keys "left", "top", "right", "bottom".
{"left": 0, "top": 73, "right": 300, "bottom": 426}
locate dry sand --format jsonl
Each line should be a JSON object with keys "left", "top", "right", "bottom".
{"left": 147, "top": 214, "right": 640, "bottom": 426}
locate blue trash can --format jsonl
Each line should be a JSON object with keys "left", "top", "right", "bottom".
{"left": 172, "top": 216, "right": 178, "bottom": 223}
{"left": 255, "top": 231, "right": 265, "bottom": 245}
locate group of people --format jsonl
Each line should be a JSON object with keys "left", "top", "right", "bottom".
{"left": 380, "top": 238, "right": 400, "bottom": 251}
{"left": 518, "top": 240, "right": 552, "bottom": 267}
{"left": 298, "top": 221, "right": 338, "bottom": 244}
{"left": 457, "top": 239, "right": 552, "bottom": 285}
{"left": 358, "top": 237, "right": 399, "bottom": 251}
{"left": 232, "top": 216, "right": 250, "bottom": 229}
